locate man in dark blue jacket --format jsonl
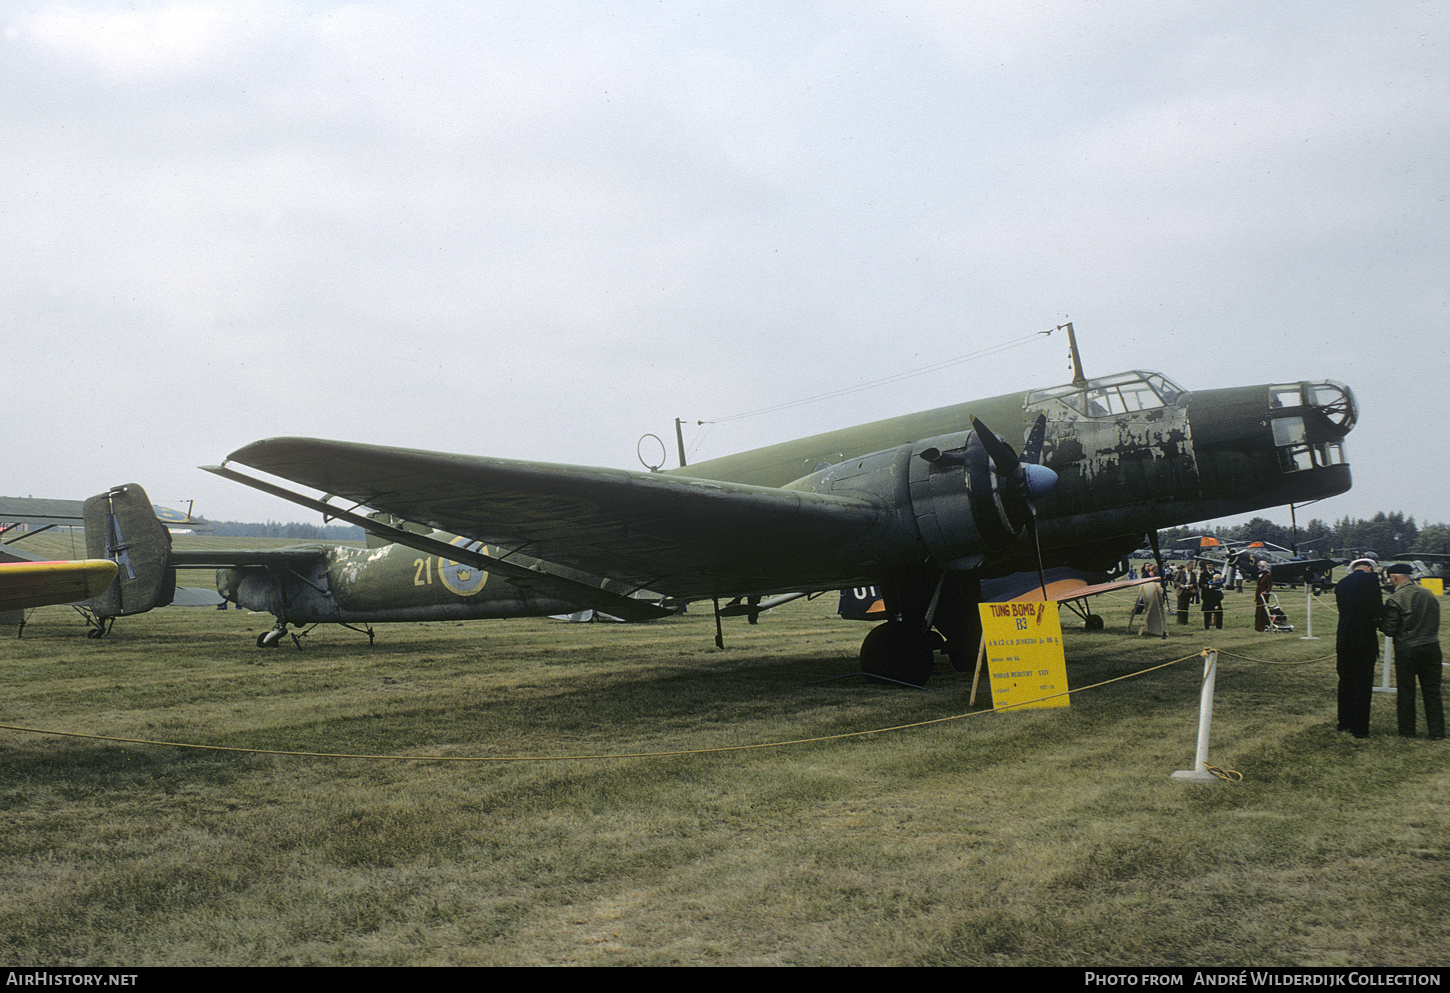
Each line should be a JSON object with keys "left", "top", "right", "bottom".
{"left": 1335, "top": 558, "right": 1383, "bottom": 737}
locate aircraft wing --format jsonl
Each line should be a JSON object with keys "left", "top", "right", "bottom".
{"left": 839, "top": 570, "right": 1160, "bottom": 621}
{"left": 1003, "top": 574, "right": 1161, "bottom": 604}
{"left": 168, "top": 546, "right": 331, "bottom": 569}
{"left": 0, "top": 560, "right": 119, "bottom": 611}
{"left": 1266, "top": 558, "right": 1337, "bottom": 583}
{"left": 0, "top": 496, "right": 86, "bottom": 529}
{"left": 219, "top": 437, "right": 887, "bottom": 599}
{"left": 0, "top": 495, "right": 211, "bottom": 534}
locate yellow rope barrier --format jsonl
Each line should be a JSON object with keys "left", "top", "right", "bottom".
{"left": 0, "top": 638, "right": 1333, "bottom": 764}
{"left": 2, "top": 654, "right": 1207, "bottom": 763}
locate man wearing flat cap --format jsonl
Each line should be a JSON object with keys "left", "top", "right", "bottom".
{"left": 1381, "top": 564, "right": 1444, "bottom": 739}
{"left": 1335, "top": 558, "right": 1382, "bottom": 737}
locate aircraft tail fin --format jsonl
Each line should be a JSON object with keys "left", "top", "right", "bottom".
{"left": 84, "top": 484, "right": 176, "bottom": 617}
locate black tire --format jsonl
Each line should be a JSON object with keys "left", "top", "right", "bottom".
{"left": 859, "top": 622, "right": 935, "bottom": 686}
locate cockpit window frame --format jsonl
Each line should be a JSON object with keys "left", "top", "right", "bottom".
{"left": 1024, "top": 370, "right": 1186, "bottom": 418}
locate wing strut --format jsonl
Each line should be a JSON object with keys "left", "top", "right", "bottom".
{"left": 201, "top": 464, "right": 675, "bottom": 622}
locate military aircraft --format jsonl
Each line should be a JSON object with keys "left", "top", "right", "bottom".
{"left": 83, "top": 484, "right": 673, "bottom": 645}
{"left": 2, "top": 491, "right": 215, "bottom": 629}
{"left": 1383, "top": 553, "right": 1450, "bottom": 590}
{"left": 1187, "top": 536, "right": 1341, "bottom": 591}
{"left": 204, "top": 350, "right": 1358, "bottom": 684}
{"left": 0, "top": 493, "right": 210, "bottom": 544}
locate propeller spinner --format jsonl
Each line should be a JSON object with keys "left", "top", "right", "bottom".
{"left": 971, "top": 414, "right": 1058, "bottom": 501}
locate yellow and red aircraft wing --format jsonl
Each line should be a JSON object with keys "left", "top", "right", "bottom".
{"left": 1007, "top": 575, "right": 1160, "bottom": 604}
{"left": 838, "top": 573, "right": 1161, "bottom": 623}
{"left": 0, "top": 560, "right": 118, "bottom": 611}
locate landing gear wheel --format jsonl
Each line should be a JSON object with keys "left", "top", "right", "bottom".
{"left": 859, "top": 622, "right": 937, "bottom": 686}
{"left": 257, "top": 627, "right": 285, "bottom": 648}
{"left": 1085, "top": 613, "right": 1104, "bottom": 631}
{"left": 87, "top": 628, "right": 103, "bottom": 639}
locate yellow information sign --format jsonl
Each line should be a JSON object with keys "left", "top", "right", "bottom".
{"left": 1423, "top": 578, "right": 1444, "bottom": 597}
{"left": 979, "top": 601, "right": 1069, "bottom": 710}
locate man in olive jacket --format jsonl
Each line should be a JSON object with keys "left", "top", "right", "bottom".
{"left": 1381, "top": 563, "right": 1444, "bottom": 739}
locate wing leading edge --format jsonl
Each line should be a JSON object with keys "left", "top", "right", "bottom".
{"left": 0, "top": 560, "right": 119, "bottom": 611}
{"left": 220, "top": 437, "right": 890, "bottom": 599}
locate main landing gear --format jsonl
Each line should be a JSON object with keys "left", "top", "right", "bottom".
{"left": 255, "top": 620, "right": 375, "bottom": 648}
{"left": 858, "top": 622, "right": 941, "bottom": 686}
{"left": 857, "top": 572, "right": 981, "bottom": 687}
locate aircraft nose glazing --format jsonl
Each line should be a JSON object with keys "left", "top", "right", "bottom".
{"left": 1305, "top": 380, "right": 1356, "bottom": 434}
{"left": 1264, "top": 379, "right": 1356, "bottom": 475}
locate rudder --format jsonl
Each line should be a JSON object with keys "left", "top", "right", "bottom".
{"left": 84, "top": 484, "right": 176, "bottom": 617}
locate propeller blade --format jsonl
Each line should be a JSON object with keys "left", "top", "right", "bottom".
{"left": 971, "top": 415, "right": 1058, "bottom": 500}
{"left": 971, "top": 417, "right": 1021, "bottom": 477}
{"left": 972, "top": 413, "right": 1058, "bottom": 594}
{"left": 1020, "top": 413, "right": 1048, "bottom": 465}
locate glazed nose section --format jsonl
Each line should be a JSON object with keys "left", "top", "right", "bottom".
{"left": 1304, "top": 380, "right": 1356, "bottom": 436}
{"left": 1181, "top": 379, "right": 1354, "bottom": 507}
{"left": 1265, "top": 380, "right": 1355, "bottom": 477}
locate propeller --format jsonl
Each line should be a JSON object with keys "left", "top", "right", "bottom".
{"left": 970, "top": 414, "right": 1058, "bottom": 501}
{"left": 971, "top": 414, "right": 1058, "bottom": 597}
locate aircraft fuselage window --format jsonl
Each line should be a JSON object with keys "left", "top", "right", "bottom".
{"left": 1271, "top": 387, "right": 1303, "bottom": 409}
{"left": 1272, "top": 415, "right": 1307, "bottom": 448}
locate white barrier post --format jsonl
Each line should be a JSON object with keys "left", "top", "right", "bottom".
{"left": 1172, "top": 651, "right": 1221, "bottom": 782}
{"left": 1373, "top": 634, "right": 1397, "bottom": 694}
{"left": 1300, "top": 580, "right": 1318, "bottom": 641}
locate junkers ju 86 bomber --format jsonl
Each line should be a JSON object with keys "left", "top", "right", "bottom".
{"left": 197, "top": 327, "right": 1357, "bottom": 684}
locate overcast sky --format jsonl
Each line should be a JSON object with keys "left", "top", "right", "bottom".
{"left": 4, "top": 1, "right": 1446, "bottom": 534}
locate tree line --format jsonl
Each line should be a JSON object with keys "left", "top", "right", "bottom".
{"left": 202, "top": 520, "right": 365, "bottom": 540}
{"left": 201, "top": 510, "right": 1448, "bottom": 557}
{"left": 1159, "top": 511, "right": 1448, "bottom": 559}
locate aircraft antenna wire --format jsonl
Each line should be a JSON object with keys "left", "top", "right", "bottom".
{"left": 700, "top": 329, "right": 1054, "bottom": 426}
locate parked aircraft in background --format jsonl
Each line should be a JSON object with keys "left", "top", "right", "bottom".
{"left": 83, "top": 484, "right": 672, "bottom": 645}
{"left": 1385, "top": 553, "right": 1450, "bottom": 591}
{"left": 2, "top": 491, "right": 215, "bottom": 630}
{"left": 0, "top": 559, "right": 117, "bottom": 613}
{"left": 0, "top": 493, "right": 210, "bottom": 545}
{"left": 206, "top": 329, "right": 1357, "bottom": 684}
{"left": 1188, "top": 536, "right": 1341, "bottom": 590}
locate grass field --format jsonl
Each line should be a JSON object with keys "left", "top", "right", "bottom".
{"left": 2, "top": 582, "right": 1446, "bottom": 967}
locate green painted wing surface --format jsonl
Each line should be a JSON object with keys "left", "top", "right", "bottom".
{"left": 167, "top": 546, "right": 329, "bottom": 569}
{"left": 225, "top": 438, "right": 890, "bottom": 599}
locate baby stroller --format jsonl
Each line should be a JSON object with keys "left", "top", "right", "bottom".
{"left": 1260, "top": 592, "right": 1294, "bottom": 632}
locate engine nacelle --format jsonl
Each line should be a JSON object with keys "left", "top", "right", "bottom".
{"left": 909, "top": 430, "right": 1032, "bottom": 566}
{"left": 787, "top": 429, "right": 1036, "bottom": 570}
